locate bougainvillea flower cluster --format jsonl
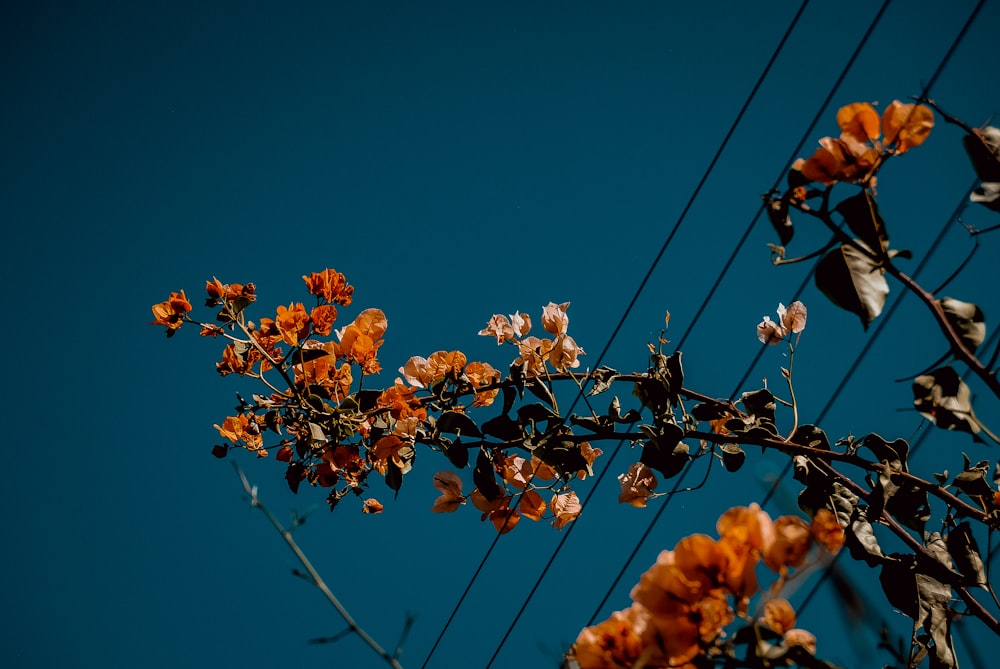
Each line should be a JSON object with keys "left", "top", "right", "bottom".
{"left": 793, "top": 100, "right": 933, "bottom": 185}
{"left": 568, "top": 504, "right": 843, "bottom": 668}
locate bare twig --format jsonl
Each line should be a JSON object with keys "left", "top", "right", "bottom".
{"left": 233, "top": 464, "right": 405, "bottom": 669}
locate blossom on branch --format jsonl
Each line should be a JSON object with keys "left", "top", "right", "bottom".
{"left": 757, "top": 301, "right": 807, "bottom": 345}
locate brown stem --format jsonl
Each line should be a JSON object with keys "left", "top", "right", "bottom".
{"left": 812, "top": 459, "right": 1000, "bottom": 637}
{"left": 234, "top": 465, "right": 404, "bottom": 669}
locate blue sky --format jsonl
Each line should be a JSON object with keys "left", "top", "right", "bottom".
{"left": 3, "top": 1, "right": 999, "bottom": 667}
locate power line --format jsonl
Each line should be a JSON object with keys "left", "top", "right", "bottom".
{"left": 759, "top": 182, "right": 977, "bottom": 509}
{"left": 578, "top": 0, "right": 984, "bottom": 643}
{"left": 420, "top": 3, "right": 815, "bottom": 666}
{"left": 579, "top": 0, "right": 897, "bottom": 630}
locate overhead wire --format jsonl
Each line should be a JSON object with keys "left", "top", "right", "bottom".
{"left": 582, "top": 0, "right": 985, "bottom": 637}
{"left": 581, "top": 0, "right": 898, "bottom": 628}
{"left": 425, "top": 0, "right": 988, "bottom": 665}
{"left": 420, "top": 3, "right": 815, "bottom": 666}
{"left": 793, "top": 325, "right": 1000, "bottom": 667}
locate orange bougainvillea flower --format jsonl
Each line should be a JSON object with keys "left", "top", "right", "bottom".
{"left": 426, "top": 350, "right": 467, "bottom": 380}
{"left": 571, "top": 605, "right": 667, "bottom": 669}
{"left": 549, "top": 333, "right": 586, "bottom": 371}
{"left": 213, "top": 414, "right": 264, "bottom": 453}
{"left": 618, "top": 462, "right": 658, "bottom": 508}
{"left": 478, "top": 311, "right": 531, "bottom": 344}
{"left": 519, "top": 489, "right": 547, "bottom": 521}
{"left": 716, "top": 503, "right": 775, "bottom": 553}
{"left": 150, "top": 290, "right": 192, "bottom": 332}
{"left": 810, "top": 508, "right": 846, "bottom": 554}
{"left": 881, "top": 100, "right": 934, "bottom": 153}
{"left": 837, "top": 102, "right": 881, "bottom": 143}
{"left": 303, "top": 268, "right": 354, "bottom": 305}
{"left": 377, "top": 381, "right": 427, "bottom": 422}
{"left": 309, "top": 304, "right": 338, "bottom": 337}
{"left": 399, "top": 356, "right": 434, "bottom": 388}
{"left": 757, "top": 301, "right": 807, "bottom": 345}
{"left": 541, "top": 301, "right": 571, "bottom": 335}
{"left": 550, "top": 491, "right": 581, "bottom": 529}
{"left": 514, "top": 336, "right": 553, "bottom": 377}
{"left": 275, "top": 302, "right": 311, "bottom": 347}
{"left": 362, "top": 498, "right": 384, "bottom": 514}
{"left": 490, "top": 506, "right": 520, "bottom": 534}
{"left": 763, "top": 515, "right": 813, "bottom": 573}
{"left": 431, "top": 470, "right": 466, "bottom": 513}
{"left": 336, "top": 308, "right": 387, "bottom": 374}
{"left": 793, "top": 101, "right": 933, "bottom": 185}
{"left": 465, "top": 360, "right": 501, "bottom": 407}
{"left": 762, "top": 598, "right": 797, "bottom": 635}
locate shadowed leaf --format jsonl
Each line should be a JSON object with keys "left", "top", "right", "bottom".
{"left": 815, "top": 240, "right": 888, "bottom": 329}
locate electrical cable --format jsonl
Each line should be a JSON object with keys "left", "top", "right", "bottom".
{"left": 578, "top": 0, "right": 897, "bottom": 630}
{"left": 419, "top": 3, "right": 815, "bottom": 666}
{"left": 578, "top": 0, "right": 984, "bottom": 644}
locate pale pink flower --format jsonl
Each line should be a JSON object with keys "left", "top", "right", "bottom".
{"left": 549, "top": 333, "right": 585, "bottom": 371}
{"left": 478, "top": 314, "right": 515, "bottom": 344}
{"left": 541, "top": 301, "right": 570, "bottom": 335}
{"left": 757, "top": 301, "right": 807, "bottom": 345}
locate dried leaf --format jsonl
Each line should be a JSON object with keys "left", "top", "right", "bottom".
{"left": 913, "top": 367, "right": 982, "bottom": 439}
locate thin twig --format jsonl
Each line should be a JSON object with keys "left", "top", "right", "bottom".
{"left": 233, "top": 464, "right": 404, "bottom": 669}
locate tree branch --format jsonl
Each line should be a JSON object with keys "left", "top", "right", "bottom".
{"left": 233, "top": 464, "right": 404, "bottom": 669}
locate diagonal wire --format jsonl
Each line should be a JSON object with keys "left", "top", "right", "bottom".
{"left": 580, "top": 0, "right": 984, "bottom": 636}
{"left": 794, "top": 325, "right": 1000, "bottom": 656}
{"left": 580, "top": 0, "right": 897, "bottom": 628}
{"left": 758, "top": 181, "right": 977, "bottom": 509}
{"left": 420, "top": 3, "right": 815, "bottom": 667}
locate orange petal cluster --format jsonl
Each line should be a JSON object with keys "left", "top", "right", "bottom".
{"left": 479, "top": 302, "right": 586, "bottom": 375}
{"left": 793, "top": 101, "right": 933, "bottom": 185}
{"left": 571, "top": 503, "right": 838, "bottom": 668}
{"left": 303, "top": 268, "right": 354, "bottom": 305}
{"left": 150, "top": 290, "right": 192, "bottom": 332}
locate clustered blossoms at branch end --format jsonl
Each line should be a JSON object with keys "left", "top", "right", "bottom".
{"left": 479, "top": 301, "right": 586, "bottom": 373}
{"left": 792, "top": 100, "right": 933, "bottom": 186}
{"left": 568, "top": 504, "right": 844, "bottom": 669}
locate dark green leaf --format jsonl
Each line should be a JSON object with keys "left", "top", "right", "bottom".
{"left": 720, "top": 443, "right": 745, "bottom": 472}
{"left": 473, "top": 449, "right": 502, "bottom": 501}
{"left": 938, "top": 297, "right": 986, "bottom": 352}
{"left": 788, "top": 424, "right": 830, "bottom": 450}
{"left": 607, "top": 396, "right": 642, "bottom": 424}
{"left": 691, "top": 400, "right": 732, "bottom": 423}
{"left": 587, "top": 366, "right": 619, "bottom": 396}
{"left": 291, "top": 347, "right": 332, "bottom": 365}
{"left": 639, "top": 423, "right": 688, "bottom": 479}
{"left": 861, "top": 433, "right": 910, "bottom": 470}
{"left": 947, "top": 522, "right": 987, "bottom": 587}
{"left": 951, "top": 457, "right": 994, "bottom": 511}
{"left": 963, "top": 126, "right": 1000, "bottom": 183}
{"left": 481, "top": 414, "right": 523, "bottom": 442}
{"left": 815, "top": 240, "right": 888, "bottom": 329}
{"left": 847, "top": 506, "right": 885, "bottom": 567}
{"left": 436, "top": 410, "right": 482, "bottom": 437}
{"left": 385, "top": 460, "right": 403, "bottom": 499}
{"left": 913, "top": 367, "right": 982, "bottom": 439}
{"left": 836, "top": 191, "right": 888, "bottom": 253}
{"left": 569, "top": 414, "right": 611, "bottom": 434}
{"left": 525, "top": 378, "right": 556, "bottom": 407}
{"left": 765, "top": 193, "right": 794, "bottom": 246}
{"left": 501, "top": 383, "right": 516, "bottom": 416}
{"left": 517, "top": 403, "right": 558, "bottom": 425}
{"left": 442, "top": 438, "right": 469, "bottom": 469}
